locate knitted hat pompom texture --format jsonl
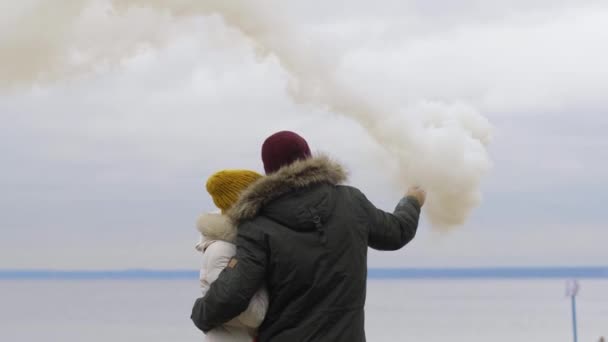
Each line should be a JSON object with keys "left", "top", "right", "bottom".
{"left": 206, "top": 170, "right": 262, "bottom": 213}
{"left": 262, "top": 131, "right": 312, "bottom": 174}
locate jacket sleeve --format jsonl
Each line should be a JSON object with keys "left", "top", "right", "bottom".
{"left": 353, "top": 188, "right": 421, "bottom": 251}
{"left": 202, "top": 242, "right": 267, "bottom": 329}
{"left": 191, "top": 224, "right": 268, "bottom": 333}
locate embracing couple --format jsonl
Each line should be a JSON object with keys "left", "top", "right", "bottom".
{"left": 192, "top": 131, "right": 425, "bottom": 342}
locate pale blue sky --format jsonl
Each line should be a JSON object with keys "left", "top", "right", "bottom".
{"left": 1, "top": 0, "right": 607, "bottom": 269}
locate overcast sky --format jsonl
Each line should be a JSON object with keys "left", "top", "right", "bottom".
{"left": 1, "top": 0, "right": 607, "bottom": 270}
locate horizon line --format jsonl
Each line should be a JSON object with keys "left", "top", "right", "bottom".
{"left": 1, "top": 266, "right": 607, "bottom": 280}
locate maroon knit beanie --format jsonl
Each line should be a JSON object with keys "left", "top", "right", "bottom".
{"left": 261, "top": 131, "right": 312, "bottom": 174}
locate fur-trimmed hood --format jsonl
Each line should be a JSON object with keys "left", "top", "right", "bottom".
{"left": 227, "top": 155, "right": 348, "bottom": 225}
{"left": 195, "top": 213, "right": 236, "bottom": 251}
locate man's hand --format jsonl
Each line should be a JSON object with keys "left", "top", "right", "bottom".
{"left": 406, "top": 186, "right": 426, "bottom": 207}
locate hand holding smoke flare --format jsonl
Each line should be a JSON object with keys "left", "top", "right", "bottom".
{"left": 1, "top": 0, "right": 492, "bottom": 228}
{"left": 406, "top": 186, "right": 426, "bottom": 207}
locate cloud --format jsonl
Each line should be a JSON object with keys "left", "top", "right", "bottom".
{"left": 335, "top": 4, "right": 608, "bottom": 116}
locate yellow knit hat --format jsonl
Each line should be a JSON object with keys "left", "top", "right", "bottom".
{"left": 206, "top": 169, "right": 262, "bottom": 213}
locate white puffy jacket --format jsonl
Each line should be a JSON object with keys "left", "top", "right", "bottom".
{"left": 196, "top": 213, "right": 268, "bottom": 342}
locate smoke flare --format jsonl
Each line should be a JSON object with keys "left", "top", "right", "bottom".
{"left": 0, "top": 0, "right": 492, "bottom": 227}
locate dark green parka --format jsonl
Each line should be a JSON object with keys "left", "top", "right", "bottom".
{"left": 192, "top": 155, "right": 421, "bottom": 341}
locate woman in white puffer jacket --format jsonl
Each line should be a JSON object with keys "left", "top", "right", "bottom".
{"left": 195, "top": 170, "right": 268, "bottom": 342}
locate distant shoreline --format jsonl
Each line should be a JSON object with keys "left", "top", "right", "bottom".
{"left": 1, "top": 267, "right": 607, "bottom": 280}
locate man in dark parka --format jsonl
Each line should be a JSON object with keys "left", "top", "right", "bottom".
{"left": 192, "top": 131, "right": 425, "bottom": 342}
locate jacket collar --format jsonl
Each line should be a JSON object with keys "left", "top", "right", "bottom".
{"left": 195, "top": 212, "right": 236, "bottom": 252}
{"left": 227, "top": 154, "right": 348, "bottom": 225}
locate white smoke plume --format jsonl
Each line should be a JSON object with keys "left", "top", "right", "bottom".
{"left": 0, "top": 0, "right": 492, "bottom": 227}
{"left": 0, "top": 1, "right": 178, "bottom": 88}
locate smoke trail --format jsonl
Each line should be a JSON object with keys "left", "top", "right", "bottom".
{"left": 0, "top": 0, "right": 176, "bottom": 88}
{"left": 113, "top": 0, "right": 492, "bottom": 227}
{"left": 1, "top": 0, "right": 492, "bottom": 227}
{"left": 0, "top": 1, "right": 87, "bottom": 88}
